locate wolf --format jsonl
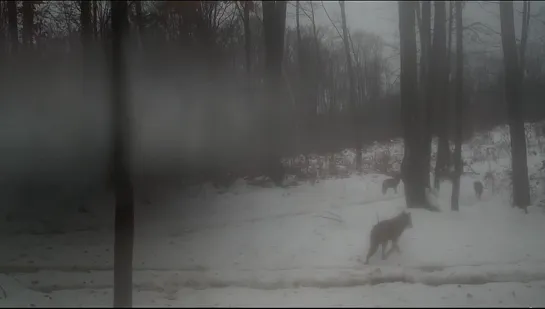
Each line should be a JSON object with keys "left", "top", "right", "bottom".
{"left": 382, "top": 175, "right": 401, "bottom": 195}
{"left": 365, "top": 211, "right": 413, "bottom": 264}
{"left": 483, "top": 171, "right": 495, "bottom": 194}
{"left": 473, "top": 180, "right": 484, "bottom": 199}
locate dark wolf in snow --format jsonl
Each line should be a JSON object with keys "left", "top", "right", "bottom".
{"left": 483, "top": 171, "right": 495, "bottom": 194}
{"left": 382, "top": 175, "right": 401, "bottom": 195}
{"left": 473, "top": 180, "right": 483, "bottom": 199}
{"left": 365, "top": 211, "right": 413, "bottom": 264}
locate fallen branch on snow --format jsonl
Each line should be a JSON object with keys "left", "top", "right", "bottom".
{"left": 0, "top": 284, "right": 6, "bottom": 299}
{"left": 316, "top": 215, "right": 344, "bottom": 223}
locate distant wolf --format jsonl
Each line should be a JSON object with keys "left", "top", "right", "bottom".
{"left": 483, "top": 171, "right": 495, "bottom": 194}
{"left": 382, "top": 175, "right": 401, "bottom": 195}
{"left": 473, "top": 180, "right": 484, "bottom": 199}
{"left": 365, "top": 211, "right": 413, "bottom": 264}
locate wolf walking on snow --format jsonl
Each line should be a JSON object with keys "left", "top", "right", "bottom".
{"left": 473, "top": 180, "right": 484, "bottom": 199}
{"left": 365, "top": 211, "right": 413, "bottom": 264}
{"left": 382, "top": 175, "right": 401, "bottom": 195}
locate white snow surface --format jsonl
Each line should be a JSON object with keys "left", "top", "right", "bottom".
{"left": 1, "top": 124, "right": 545, "bottom": 307}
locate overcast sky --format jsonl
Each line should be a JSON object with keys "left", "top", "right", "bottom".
{"left": 285, "top": 1, "right": 545, "bottom": 70}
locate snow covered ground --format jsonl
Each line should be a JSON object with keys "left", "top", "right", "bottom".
{"left": 1, "top": 125, "right": 545, "bottom": 307}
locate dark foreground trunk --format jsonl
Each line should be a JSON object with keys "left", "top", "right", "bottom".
{"left": 450, "top": 1, "right": 464, "bottom": 212}
{"left": 420, "top": 1, "right": 432, "bottom": 187}
{"left": 262, "top": 1, "right": 288, "bottom": 186}
{"left": 111, "top": 1, "right": 135, "bottom": 307}
{"left": 340, "top": 0, "right": 361, "bottom": 173}
{"left": 499, "top": 1, "right": 531, "bottom": 212}
{"left": 8, "top": 0, "right": 18, "bottom": 54}
{"left": 398, "top": 1, "right": 437, "bottom": 211}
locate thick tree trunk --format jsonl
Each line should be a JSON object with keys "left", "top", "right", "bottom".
{"left": 432, "top": 1, "right": 450, "bottom": 191}
{"left": 499, "top": 1, "right": 530, "bottom": 212}
{"left": 420, "top": 1, "right": 432, "bottom": 187}
{"left": 93, "top": 0, "right": 98, "bottom": 41}
{"left": 244, "top": 1, "right": 252, "bottom": 73}
{"left": 262, "top": 1, "right": 287, "bottom": 186}
{"left": 519, "top": 1, "right": 530, "bottom": 76}
{"left": 450, "top": 1, "right": 464, "bottom": 212}
{"left": 111, "top": 0, "right": 135, "bottom": 307}
{"left": 295, "top": 0, "right": 305, "bottom": 154}
{"left": 81, "top": 0, "right": 92, "bottom": 47}
{"left": 340, "top": 1, "right": 361, "bottom": 173}
{"left": 135, "top": 0, "right": 143, "bottom": 49}
{"left": 399, "top": 1, "right": 435, "bottom": 210}
{"left": 7, "top": 0, "right": 17, "bottom": 54}
{"left": 22, "top": 1, "right": 34, "bottom": 50}
{"left": 80, "top": 0, "right": 93, "bottom": 214}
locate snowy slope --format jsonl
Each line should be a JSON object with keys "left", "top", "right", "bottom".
{"left": 1, "top": 124, "right": 545, "bottom": 307}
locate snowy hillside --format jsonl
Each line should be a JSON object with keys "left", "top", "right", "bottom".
{"left": 1, "top": 124, "right": 545, "bottom": 307}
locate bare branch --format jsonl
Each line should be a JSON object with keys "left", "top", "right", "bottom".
{"left": 321, "top": 0, "right": 343, "bottom": 39}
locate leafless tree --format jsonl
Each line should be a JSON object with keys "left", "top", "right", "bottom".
{"left": 7, "top": 0, "right": 17, "bottom": 54}
{"left": 419, "top": 1, "right": 432, "bottom": 187}
{"left": 262, "top": 0, "right": 288, "bottom": 185}
{"left": 23, "top": 1, "right": 35, "bottom": 50}
{"left": 451, "top": 0, "right": 464, "bottom": 212}
{"left": 111, "top": 0, "right": 135, "bottom": 306}
{"left": 432, "top": 1, "right": 450, "bottom": 191}
{"left": 399, "top": 1, "right": 436, "bottom": 210}
{"left": 499, "top": 0, "right": 531, "bottom": 212}
{"left": 339, "top": 0, "right": 361, "bottom": 173}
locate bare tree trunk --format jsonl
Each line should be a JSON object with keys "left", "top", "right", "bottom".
{"left": 446, "top": 1, "right": 454, "bottom": 132}
{"left": 399, "top": 1, "right": 435, "bottom": 210}
{"left": 499, "top": 1, "right": 530, "bottom": 212}
{"left": 308, "top": 1, "right": 320, "bottom": 158}
{"left": 93, "top": 0, "right": 98, "bottom": 41}
{"left": 262, "top": 0, "right": 287, "bottom": 186}
{"left": 519, "top": 1, "right": 530, "bottom": 76}
{"left": 22, "top": 1, "right": 34, "bottom": 50}
{"left": 135, "top": 0, "right": 143, "bottom": 49}
{"left": 340, "top": 0, "right": 361, "bottom": 173}
{"left": 451, "top": 0, "right": 464, "bottom": 212}
{"left": 244, "top": 1, "right": 252, "bottom": 73}
{"left": 81, "top": 0, "right": 92, "bottom": 47}
{"left": 111, "top": 0, "right": 134, "bottom": 307}
{"left": 79, "top": 0, "right": 92, "bottom": 213}
{"left": 309, "top": 1, "right": 327, "bottom": 174}
{"left": 7, "top": 0, "right": 17, "bottom": 54}
{"left": 309, "top": 2, "right": 321, "bottom": 76}
{"left": 432, "top": 1, "right": 450, "bottom": 191}
{"left": 420, "top": 1, "right": 432, "bottom": 187}
{"left": 295, "top": 0, "right": 305, "bottom": 155}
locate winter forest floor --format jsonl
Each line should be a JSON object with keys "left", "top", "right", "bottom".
{"left": 1, "top": 124, "right": 545, "bottom": 307}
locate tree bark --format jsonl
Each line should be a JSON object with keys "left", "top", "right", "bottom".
{"left": 22, "top": 1, "right": 34, "bottom": 50}
{"left": 262, "top": 0, "right": 287, "bottom": 186}
{"left": 446, "top": 1, "right": 454, "bottom": 129}
{"left": 499, "top": 1, "right": 531, "bottom": 212}
{"left": 340, "top": 0, "right": 361, "bottom": 173}
{"left": 450, "top": 0, "right": 464, "bottom": 212}
{"left": 93, "top": 0, "right": 98, "bottom": 41}
{"left": 420, "top": 1, "right": 432, "bottom": 187}
{"left": 399, "top": 1, "right": 435, "bottom": 210}
{"left": 111, "top": 0, "right": 135, "bottom": 307}
{"left": 79, "top": 0, "right": 93, "bottom": 214}
{"left": 81, "top": 0, "right": 92, "bottom": 47}
{"left": 519, "top": 1, "right": 530, "bottom": 76}
{"left": 135, "top": 0, "right": 143, "bottom": 50}
{"left": 244, "top": 1, "right": 252, "bottom": 73}
{"left": 295, "top": 0, "right": 305, "bottom": 153}
{"left": 432, "top": 1, "right": 450, "bottom": 191}
{"left": 7, "top": 0, "right": 17, "bottom": 54}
